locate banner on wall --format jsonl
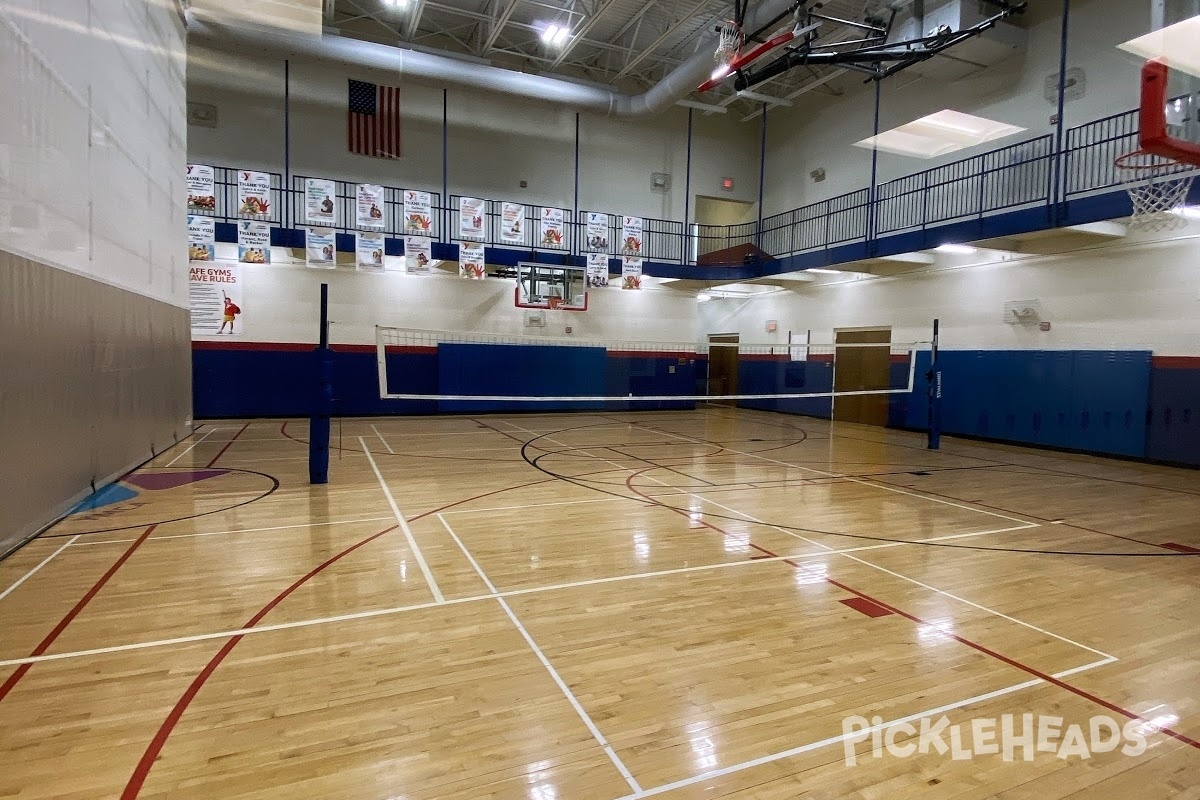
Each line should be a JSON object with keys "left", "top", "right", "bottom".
{"left": 586, "top": 212, "right": 609, "bottom": 252}
{"left": 356, "top": 183, "right": 386, "bottom": 229}
{"left": 189, "top": 263, "right": 243, "bottom": 336}
{"left": 187, "top": 215, "right": 215, "bottom": 262}
{"left": 403, "top": 190, "right": 433, "bottom": 235}
{"left": 621, "top": 256, "right": 642, "bottom": 290}
{"left": 237, "top": 170, "right": 271, "bottom": 217}
{"left": 237, "top": 221, "right": 271, "bottom": 264}
{"left": 356, "top": 232, "right": 386, "bottom": 271}
{"left": 304, "top": 178, "right": 337, "bottom": 226}
{"left": 459, "top": 242, "right": 485, "bottom": 279}
{"left": 458, "top": 196, "right": 485, "bottom": 239}
{"left": 500, "top": 202, "right": 524, "bottom": 244}
{"left": 186, "top": 164, "right": 216, "bottom": 212}
{"left": 586, "top": 253, "right": 609, "bottom": 288}
{"left": 621, "top": 216, "right": 643, "bottom": 256}
{"left": 306, "top": 228, "right": 337, "bottom": 268}
{"left": 539, "top": 207, "right": 565, "bottom": 248}
{"left": 406, "top": 236, "right": 433, "bottom": 274}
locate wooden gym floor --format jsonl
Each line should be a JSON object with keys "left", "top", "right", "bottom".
{"left": 1, "top": 407, "right": 1199, "bottom": 799}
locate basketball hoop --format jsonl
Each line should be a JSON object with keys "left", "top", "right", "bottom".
{"left": 1115, "top": 149, "right": 1196, "bottom": 231}
{"left": 714, "top": 20, "right": 742, "bottom": 70}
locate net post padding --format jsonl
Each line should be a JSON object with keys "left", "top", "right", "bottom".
{"left": 1115, "top": 149, "right": 1196, "bottom": 231}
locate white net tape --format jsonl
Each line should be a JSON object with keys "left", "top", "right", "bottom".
{"left": 376, "top": 326, "right": 930, "bottom": 403}
{"left": 1117, "top": 150, "right": 1197, "bottom": 231}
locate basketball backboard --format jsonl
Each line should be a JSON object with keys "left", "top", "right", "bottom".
{"left": 515, "top": 262, "right": 588, "bottom": 311}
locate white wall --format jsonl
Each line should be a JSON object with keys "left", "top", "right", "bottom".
{"left": 194, "top": 246, "right": 702, "bottom": 346}
{"left": 0, "top": 0, "right": 187, "bottom": 307}
{"left": 761, "top": 0, "right": 1153, "bottom": 215}
{"left": 186, "top": 48, "right": 762, "bottom": 222}
{"left": 698, "top": 228, "right": 1200, "bottom": 356}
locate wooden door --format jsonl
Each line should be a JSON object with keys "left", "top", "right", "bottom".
{"left": 833, "top": 328, "right": 891, "bottom": 426}
{"left": 707, "top": 334, "right": 740, "bottom": 405}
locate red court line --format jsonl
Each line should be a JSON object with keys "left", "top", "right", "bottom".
{"left": 622, "top": 468, "right": 1200, "bottom": 751}
{"left": 206, "top": 421, "right": 250, "bottom": 468}
{"left": 119, "top": 477, "right": 559, "bottom": 798}
{"left": 0, "top": 524, "right": 157, "bottom": 704}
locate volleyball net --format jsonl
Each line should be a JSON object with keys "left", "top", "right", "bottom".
{"left": 375, "top": 326, "right": 931, "bottom": 411}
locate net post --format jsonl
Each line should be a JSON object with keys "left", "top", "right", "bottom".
{"left": 926, "top": 318, "right": 941, "bottom": 450}
{"left": 309, "top": 283, "right": 332, "bottom": 484}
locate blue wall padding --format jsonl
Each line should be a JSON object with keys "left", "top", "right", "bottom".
{"left": 736, "top": 358, "right": 834, "bottom": 418}
{"left": 194, "top": 345, "right": 702, "bottom": 417}
{"left": 1147, "top": 364, "right": 1200, "bottom": 466}
{"left": 436, "top": 342, "right": 607, "bottom": 413}
{"left": 193, "top": 345, "right": 1200, "bottom": 466}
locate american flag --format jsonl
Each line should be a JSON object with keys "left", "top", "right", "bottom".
{"left": 348, "top": 79, "right": 402, "bottom": 159}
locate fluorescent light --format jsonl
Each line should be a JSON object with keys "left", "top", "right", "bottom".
{"left": 696, "top": 292, "right": 713, "bottom": 302}
{"left": 934, "top": 243, "right": 977, "bottom": 254}
{"left": 382, "top": 0, "right": 408, "bottom": 7}
{"left": 1176, "top": 205, "right": 1200, "bottom": 219}
{"left": 710, "top": 63, "right": 731, "bottom": 81}
{"left": 855, "top": 110, "right": 1025, "bottom": 158}
{"left": 542, "top": 23, "right": 570, "bottom": 45}
{"left": 805, "top": 268, "right": 842, "bottom": 274}
{"left": 1118, "top": 15, "right": 1200, "bottom": 78}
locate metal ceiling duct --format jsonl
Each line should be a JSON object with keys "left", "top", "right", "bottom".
{"left": 186, "top": 0, "right": 798, "bottom": 117}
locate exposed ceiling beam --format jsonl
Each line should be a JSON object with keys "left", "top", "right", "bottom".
{"left": 613, "top": 1, "right": 710, "bottom": 81}
{"left": 405, "top": 0, "right": 427, "bottom": 40}
{"left": 549, "top": 0, "right": 622, "bottom": 68}
{"left": 482, "top": 0, "right": 521, "bottom": 52}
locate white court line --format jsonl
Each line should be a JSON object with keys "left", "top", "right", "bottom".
{"left": 636, "top": 423, "right": 1034, "bottom": 526}
{"left": 438, "top": 513, "right": 642, "bottom": 794}
{"left": 164, "top": 428, "right": 217, "bottom": 467}
{"left": 371, "top": 424, "right": 395, "bottom": 454}
{"left": 0, "top": 536, "right": 80, "bottom": 601}
{"left": 64, "top": 517, "right": 395, "bottom": 547}
{"left": 360, "top": 437, "right": 444, "bottom": 604}
{"left": 681, "top": 490, "right": 1114, "bottom": 661}
{"left": 444, "top": 496, "right": 642, "bottom": 515}
{"left": 621, "top": 657, "right": 1116, "bottom": 799}
{"left": 0, "top": 526, "right": 1078, "bottom": 670}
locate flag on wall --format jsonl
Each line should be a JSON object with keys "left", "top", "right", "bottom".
{"left": 348, "top": 79, "right": 402, "bottom": 159}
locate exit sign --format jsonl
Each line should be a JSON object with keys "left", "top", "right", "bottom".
{"left": 721, "top": 177, "right": 734, "bottom": 190}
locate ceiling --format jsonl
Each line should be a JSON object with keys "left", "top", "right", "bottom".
{"left": 326, "top": 0, "right": 893, "bottom": 119}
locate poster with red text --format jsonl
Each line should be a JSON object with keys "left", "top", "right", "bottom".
{"left": 189, "top": 263, "right": 244, "bottom": 336}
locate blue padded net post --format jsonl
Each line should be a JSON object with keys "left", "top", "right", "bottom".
{"left": 309, "top": 283, "right": 333, "bottom": 484}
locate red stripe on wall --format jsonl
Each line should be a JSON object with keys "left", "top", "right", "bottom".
{"left": 192, "top": 341, "right": 437, "bottom": 355}
{"left": 1153, "top": 356, "right": 1200, "bottom": 369}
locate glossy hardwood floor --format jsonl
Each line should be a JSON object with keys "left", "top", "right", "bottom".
{"left": 1, "top": 407, "right": 1198, "bottom": 799}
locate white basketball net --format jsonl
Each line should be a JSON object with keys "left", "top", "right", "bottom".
{"left": 715, "top": 20, "right": 742, "bottom": 66}
{"left": 1116, "top": 150, "right": 1196, "bottom": 231}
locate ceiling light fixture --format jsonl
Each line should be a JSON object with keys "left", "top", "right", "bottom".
{"left": 382, "top": 0, "right": 408, "bottom": 7}
{"left": 805, "top": 268, "right": 842, "bottom": 274}
{"left": 1118, "top": 15, "right": 1200, "bottom": 78}
{"left": 696, "top": 292, "right": 713, "bottom": 302}
{"left": 855, "top": 110, "right": 1025, "bottom": 158}
{"left": 710, "top": 63, "right": 731, "bottom": 81}
{"left": 542, "top": 23, "right": 571, "bottom": 46}
{"left": 934, "top": 243, "right": 977, "bottom": 254}
{"left": 1175, "top": 205, "right": 1200, "bottom": 219}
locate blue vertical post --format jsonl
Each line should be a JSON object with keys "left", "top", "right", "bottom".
{"left": 756, "top": 103, "right": 767, "bottom": 250}
{"left": 868, "top": 78, "right": 881, "bottom": 254}
{"left": 926, "top": 318, "right": 942, "bottom": 451}
{"left": 309, "top": 283, "right": 333, "bottom": 484}
{"left": 442, "top": 89, "right": 449, "bottom": 240}
{"left": 283, "top": 59, "right": 291, "bottom": 229}
{"left": 683, "top": 107, "right": 693, "bottom": 263}
{"left": 574, "top": 112, "right": 580, "bottom": 252}
{"left": 1051, "top": 0, "right": 1071, "bottom": 225}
